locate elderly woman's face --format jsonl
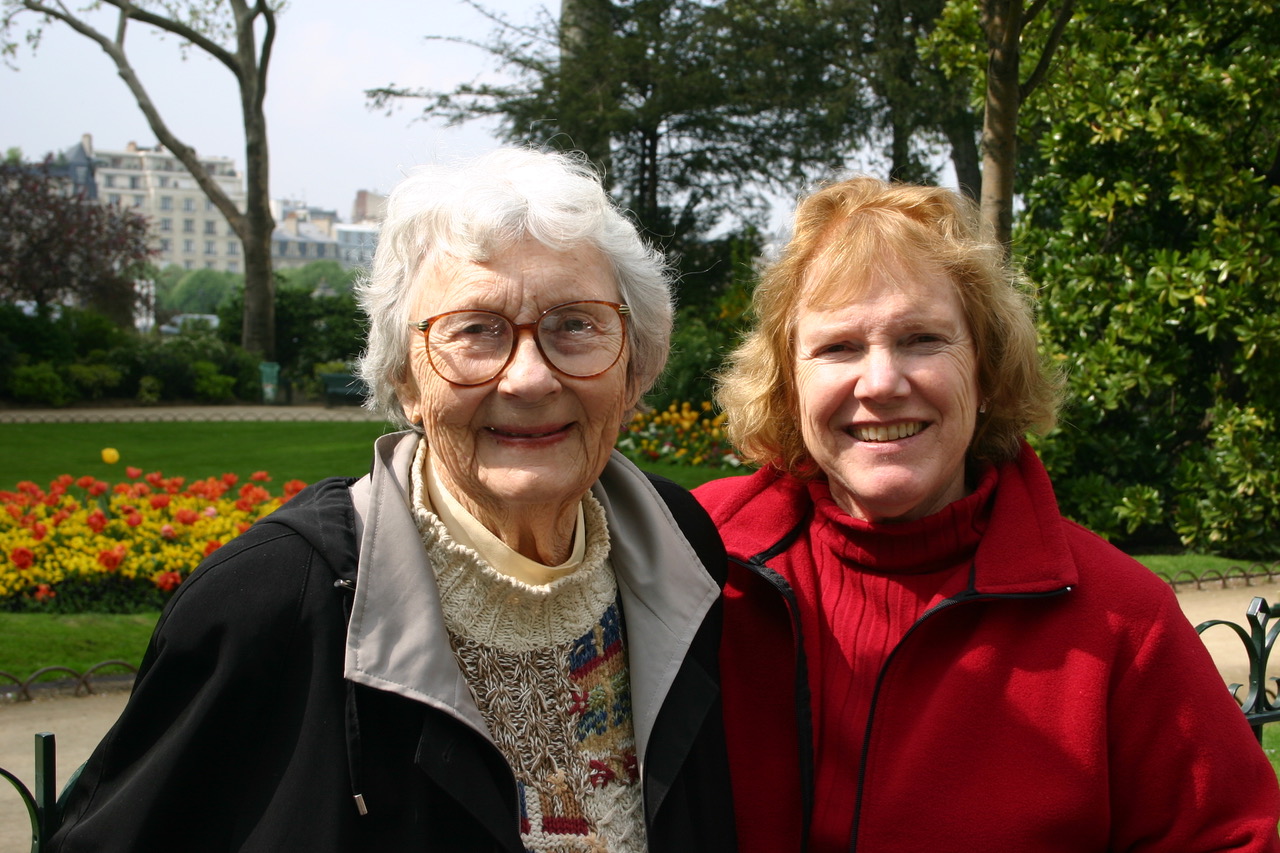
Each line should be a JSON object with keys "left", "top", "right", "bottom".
{"left": 793, "top": 255, "right": 980, "bottom": 523}
{"left": 400, "top": 238, "right": 632, "bottom": 531}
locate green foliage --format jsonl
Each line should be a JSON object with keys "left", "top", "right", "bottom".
{"left": 103, "top": 331, "right": 259, "bottom": 403}
{"left": 191, "top": 359, "right": 237, "bottom": 402}
{"left": 8, "top": 362, "right": 75, "bottom": 407}
{"left": 1021, "top": 0, "right": 1280, "bottom": 556}
{"left": 654, "top": 230, "right": 760, "bottom": 408}
{"left": 276, "top": 260, "right": 360, "bottom": 295}
{"left": 368, "top": 0, "right": 873, "bottom": 248}
{"left": 168, "top": 268, "right": 243, "bottom": 315}
{"left": 64, "top": 362, "right": 124, "bottom": 400}
{"left": 218, "top": 287, "right": 367, "bottom": 397}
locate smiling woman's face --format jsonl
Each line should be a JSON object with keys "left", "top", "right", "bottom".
{"left": 793, "top": 252, "right": 981, "bottom": 523}
{"left": 400, "top": 238, "right": 632, "bottom": 538}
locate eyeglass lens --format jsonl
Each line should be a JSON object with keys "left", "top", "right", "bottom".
{"left": 426, "top": 301, "right": 626, "bottom": 385}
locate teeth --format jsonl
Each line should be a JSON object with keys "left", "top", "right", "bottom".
{"left": 853, "top": 422, "right": 923, "bottom": 442}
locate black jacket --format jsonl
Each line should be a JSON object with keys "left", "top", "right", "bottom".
{"left": 50, "top": 454, "right": 734, "bottom": 852}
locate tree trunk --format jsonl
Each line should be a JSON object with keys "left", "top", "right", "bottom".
{"left": 943, "top": 105, "right": 982, "bottom": 202}
{"left": 980, "top": 0, "right": 1021, "bottom": 252}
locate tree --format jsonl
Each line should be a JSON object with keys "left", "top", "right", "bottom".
{"left": 169, "top": 267, "right": 242, "bottom": 314}
{"left": 368, "top": 0, "right": 870, "bottom": 254}
{"left": 2, "top": 0, "right": 283, "bottom": 358}
{"left": 1019, "top": 0, "right": 1280, "bottom": 556}
{"left": 0, "top": 157, "right": 155, "bottom": 324}
{"left": 926, "top": 0, "right": 1075, "bottom": 248}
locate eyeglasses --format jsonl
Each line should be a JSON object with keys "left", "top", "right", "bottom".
{"left": 410, "top": 300, "right": 631, "bottom": 387}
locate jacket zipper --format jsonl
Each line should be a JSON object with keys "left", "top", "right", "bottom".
{"left": 845, "top": 585, "right": 1072, "bottom": 853}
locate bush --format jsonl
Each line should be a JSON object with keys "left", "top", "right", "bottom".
{"left": 192, "top": 360, "right": 237, "bottom": 402}
{"left": 8, "top": 362, "right": 75, "bottom": 407}
{"left": 106, "top": 332, "right": 258, "bottom": 403}
{"left": 65, "top": 362, "right": 124, "bottom": 399}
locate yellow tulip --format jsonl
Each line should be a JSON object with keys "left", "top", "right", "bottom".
{"left": 101, "top": 448, "right": 120, "bottom": 464}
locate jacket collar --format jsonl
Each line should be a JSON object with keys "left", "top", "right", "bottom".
{"left": 705, "top": 441, "right": 1076, "bottom": 596}
{"left": 344, "top": 431, "right": 721, "bottom": 762}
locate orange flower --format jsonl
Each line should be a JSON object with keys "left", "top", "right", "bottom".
{"left": 174, "top": 508, "right": 199, "bottom": 525}
{"left": 284, "top": 479, "right": 307, "bottom": 499}
{"left": 126, "top": 512, "right": 143, "bottom": 527}
{"left": 150, "top": 494, "right": 172, "bottom": 510}
{"left": 88, "top": 480, "right": 108, "bottom": 497}
{"left": 222, "top": 473, "right": 239, "bottom": 487}
{"left": 10, "top": 547, "right": 34, "bottom": 570}
{"left": 126, "top": 466, "right": 143, "bottom": 479}
{"left": 160, "top": 523, "right": 177, "bottom": 539}
{"left": 33, "top": 584, "right": 56, "bottom": 601}
{"left": 203, "top": 540, "right": 223, "bottom": 557}
{"left": 250, "top": 471, "right": 271, "bottom": 482}
{"left": 30, "top": 522, "right": 47, "bottom": 541}
{"left": 97, "top": 544, "right": 127, "bottom": 571}
{"left": 86, "top": 508, "right": 108, "bottom": 533}
{"left": 153, "top": 571, "right": 182, "bottom": 592}
{"left": 76, "top": 475, "right": 95, "bottom": 489}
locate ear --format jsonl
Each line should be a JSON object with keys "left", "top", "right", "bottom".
{"left": 394, "top": 369, "right": 424, "bottom": 426}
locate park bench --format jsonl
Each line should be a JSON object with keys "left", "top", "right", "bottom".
{"left": 318, "top": 371, "right": 368, "bottom": 408}
{"left": 2, "top": 595, "right": 1277, "bottom": 851}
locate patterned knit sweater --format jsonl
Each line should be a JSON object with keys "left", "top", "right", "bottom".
{"left": 411, "top": 471, "right": 646, "bottom": 853}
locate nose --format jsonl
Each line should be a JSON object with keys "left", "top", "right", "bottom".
{"left": 856, "top": 346, "right": 909, "bottom": 402}
{"left": 497, "top": 328, "right": 560, "bottom": 398}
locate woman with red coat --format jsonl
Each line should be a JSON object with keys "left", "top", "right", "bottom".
{"left": 695, "top": 175, "right": 1280, "bottom": 852}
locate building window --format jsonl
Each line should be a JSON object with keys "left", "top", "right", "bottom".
{"left": 206, "top": 261, "right": 217, "bottom": 269}
{"left": 277, "top": 241, "right": 289, "bottom": 256}
{"left": 160, "top": 218, "right": 173, "bottom": 232}
{"left": 183, "top": 219, "right": 195, "bottom": 233}
{"left": 158, "top": 176, "right": 169, "bottom": 188}
{"left": 159, "top": 238, "right": 172, "bottom": 251}
{"left": 103, "top": 174, "right": 116, "bottom": 188}
{"left": 205, "top": 240, "right": 216, "bottom": 255}
{"left": 205, "top": 199, "right": 215, "bottom": 212}
{"left": 160, "top": 196, "right": 173, "bottom": 211}
{"left": 182, "top": 198, "right": 195, "bottom": 212}
{"left": 228, "top": 261, "right": 239, "bottom": 273}
{"left": 108, "top": 193, "right": 121, "bottom": 206}
{"left": 317, "top": 244, "right": 326, "bottom": 258}
{"left": 183, "top": 239, "right": 195, "bottom": 254}
{"left": 204, "top": 220, "right": 217, "bottom": 235}
{"left": 227, "top": 241, "right": 239, "bottom": 255}
{"left": 133, "top": 195, "right": 144, "bottom": 207}
{"left": 129, "top": 176, "right": 141, "bottom": 189}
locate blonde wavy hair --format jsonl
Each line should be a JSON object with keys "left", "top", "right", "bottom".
{"left": 717, "top": 175, "right": 1060, "bottom": 476}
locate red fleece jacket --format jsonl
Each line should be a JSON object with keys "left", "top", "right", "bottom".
{"left": 696, "top": 443, "right": 1280, "bottom": 853}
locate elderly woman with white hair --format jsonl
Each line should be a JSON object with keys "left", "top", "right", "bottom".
{"left": 50, "top": 149, "right": 736, "bottom": 853}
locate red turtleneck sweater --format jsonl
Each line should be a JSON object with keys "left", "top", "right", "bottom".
{"left": 793, "top": 469, "right": 996, "bottom": 850}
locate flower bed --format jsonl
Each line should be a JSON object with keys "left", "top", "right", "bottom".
{"left": 618, "top": 401, "right": 743, "bottom": 470}
{"left": 2, "top": 402, "right": 734, "bottom": 612}
{"left": 1, "top": 463, "right": 304, "bottom": 613}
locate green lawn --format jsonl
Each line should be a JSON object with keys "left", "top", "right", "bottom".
{"left": 0, "top": 420, "right": 399, "bottom": 487}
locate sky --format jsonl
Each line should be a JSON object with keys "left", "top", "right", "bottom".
{"left": 1, "top": 0, "right": 553, "bottom": 220}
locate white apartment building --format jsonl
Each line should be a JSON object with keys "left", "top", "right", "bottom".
{"left": 82, "top": 134, "right": 247, "bottom": 273}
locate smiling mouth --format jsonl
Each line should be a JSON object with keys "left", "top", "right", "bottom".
{"left": 487, "top": 425, "right": 569, "bottom": 439}
{"left": 850, "top": 422, "right": 925, "bottom": 442}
